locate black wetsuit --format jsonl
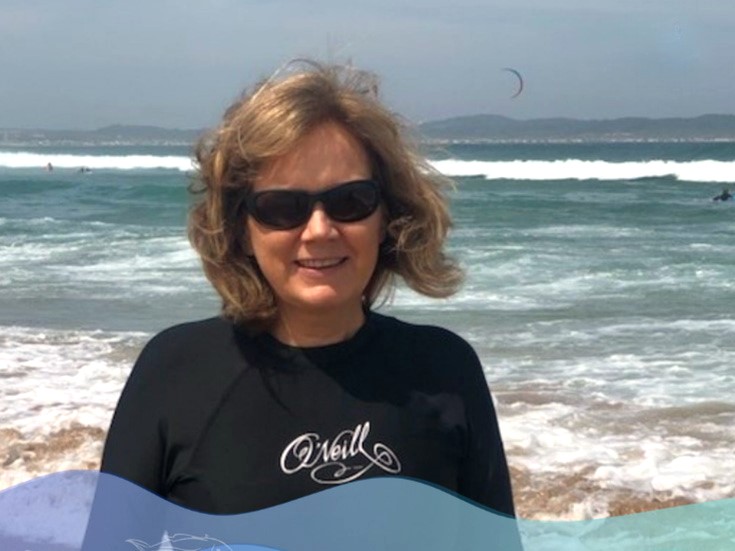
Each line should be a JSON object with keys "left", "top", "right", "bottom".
{"left": 101, "top": 312, "right": 515, "bottom": 516}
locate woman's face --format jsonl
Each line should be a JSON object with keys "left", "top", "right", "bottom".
{"left": 246, "top": 121, "right": 384, "bottom": 327}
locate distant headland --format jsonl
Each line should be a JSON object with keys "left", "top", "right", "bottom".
{"left": 0, "top": 125, "right": 204, "bottom": 147}
{"left": 2, "top": 115, "right": 735, "bottom": 146}
{"left": 418, "top": 114, "right": 735, "bottom": 143}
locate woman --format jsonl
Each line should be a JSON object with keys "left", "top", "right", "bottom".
{"left": 100, "top": 61, "right": 516, "bottom": 518}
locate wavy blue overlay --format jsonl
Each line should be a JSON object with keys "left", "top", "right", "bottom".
{"left": 0, "top": 471, "right": 732, "bottom": 550}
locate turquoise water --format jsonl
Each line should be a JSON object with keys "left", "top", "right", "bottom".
{"left": 1, "top": 142, "right": 734, "bottom": 518}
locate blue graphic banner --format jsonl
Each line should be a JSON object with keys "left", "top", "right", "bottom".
{"left": 0, "top": 471, "right": 733, "bottom": 550}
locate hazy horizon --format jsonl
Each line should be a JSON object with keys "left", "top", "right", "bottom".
{"left": 3, "top": 112, "right": 735, "bottom": 134}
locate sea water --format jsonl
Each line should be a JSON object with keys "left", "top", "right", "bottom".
{"left": 1, "top": 141, "right": 734, "bottom": 519}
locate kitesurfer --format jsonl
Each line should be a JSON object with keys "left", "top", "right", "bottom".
{"left": 713, "top": 188, "right": 732, "bottom": 201}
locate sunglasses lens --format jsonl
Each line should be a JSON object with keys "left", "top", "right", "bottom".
{"left": 252, "top": 191, "right": 310, "bottom": 229}
{"left": 248, "top": 180, "right": 379, "bottom": 229}
{"left": 325, "top": 181, "right": 379, "bottom": 222}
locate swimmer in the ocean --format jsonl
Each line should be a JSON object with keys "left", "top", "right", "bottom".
{"left": 713, "top": 188, "right": 732, "bottom": 202}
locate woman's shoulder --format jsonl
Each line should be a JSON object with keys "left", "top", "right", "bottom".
{"left": 373, "top": 311, "right": 470, "bottom": 340}
{"left": 133, "top": 316, "right": 245, "bottom": 376}
{"left": 372, "top": 312, "right": 477, "bottom": 357}
{"left": 371, "top": 313, "right": 486, "bottom": 391}
{"left": 146, "top": 316, "right": 237, "bottom": 347}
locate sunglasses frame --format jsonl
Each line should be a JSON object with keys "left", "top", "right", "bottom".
{"left": 244, "top": 179, "right": 381, "bottom": 230}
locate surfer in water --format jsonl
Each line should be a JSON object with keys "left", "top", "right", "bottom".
{"left": 713, "top": 188, "right": 732, "bottom": 201}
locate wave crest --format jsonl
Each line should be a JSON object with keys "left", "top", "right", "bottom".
{"left": 0, "top": 151, "right": 193, "bottom": 171}
{"left": 430, "top": 158, "right": 735, "bottom": 182}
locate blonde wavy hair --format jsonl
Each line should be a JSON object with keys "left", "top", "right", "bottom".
{"left": 189, "top": 60, "right": 463, "bottom": 327}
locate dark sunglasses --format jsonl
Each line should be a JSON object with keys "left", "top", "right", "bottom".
{"left": 245, "top": 179, "right": 381, "bottom": 230}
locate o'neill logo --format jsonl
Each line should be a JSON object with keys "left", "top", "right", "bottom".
{"left": 279, "top": 421, "right": 401, "bottom": 485}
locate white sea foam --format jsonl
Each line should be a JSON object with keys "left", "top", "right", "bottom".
{"left": 523, "top": 224, "right": 651, "bottom": 238}
{"left": 430, "top": 158, "right": 735, "bottom": 182}
{"left": 498, "top": 394, "right": 735, "bottom": 518}
{"left": 0, "top": 151, "right": 193, "bottom": 171}
{"left": 481, "top": 327, "right": 735, "bottom": 407}
{"left": 0, "top": 326, "right": 147, "bottom": 433}
{"left": 3, "top": 151, "right": 734, "bottom": 181}
{"left": 0, "top": 326, "right": 150, "bottom": 488}
{"left": 1, "top": 229, "right": 204, "bottom": 298}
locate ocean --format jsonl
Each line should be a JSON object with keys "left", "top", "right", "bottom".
{"left": 1, "top": 141, "right": 734, "bottom": 520}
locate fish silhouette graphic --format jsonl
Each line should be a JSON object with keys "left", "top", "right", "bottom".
{"left": 126, "top": 533, "right": 232, "bottom": 551}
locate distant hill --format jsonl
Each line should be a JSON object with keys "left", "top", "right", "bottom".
{"left": 0, "top": 125, "right": 204, "bottom": 146}
{"left": 2, "top": 115, "right": 735, "bottom": 145}
{"left": 418, "top": 114, "right": 735, "bottom": 142}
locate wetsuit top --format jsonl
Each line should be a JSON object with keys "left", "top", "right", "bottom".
{"left": 101, "top": 312, "right": 515, "bottom": 516}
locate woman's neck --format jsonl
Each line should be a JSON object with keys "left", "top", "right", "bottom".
{"left": 271, "top": 308, "right": 366, "bottom": 347}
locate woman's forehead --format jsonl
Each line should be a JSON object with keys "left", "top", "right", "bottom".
{"left": 253, "top": 122, "right": 370, "bottom": 188}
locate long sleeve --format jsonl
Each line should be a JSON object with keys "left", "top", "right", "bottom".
{"left": 81, "top": 336, "right": 174, "bottom": 551}
{"left": 456, "top": 342, "right": 516, "bottom": 517}
{"left": 454, "top": 341, "right": 524, "bottom": 550}
{"left": 100, "top": 335, "right": 169, "bottom": 494}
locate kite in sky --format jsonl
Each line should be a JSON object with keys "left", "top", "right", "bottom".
{"left": 502, "top": 67, "right": 524, "bottom": 99}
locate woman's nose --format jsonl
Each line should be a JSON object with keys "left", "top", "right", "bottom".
{"left": 301, "top": 203, "right": 338, "bottom": 240}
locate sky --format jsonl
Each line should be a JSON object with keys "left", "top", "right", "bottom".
{"left": 1, "top": 0, "right": 734, "bottom": 129}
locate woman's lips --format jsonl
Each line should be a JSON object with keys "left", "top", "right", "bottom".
{"left": 294, "top": 257, "right": 347, "bottom": 270}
